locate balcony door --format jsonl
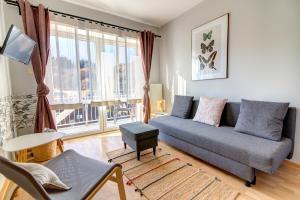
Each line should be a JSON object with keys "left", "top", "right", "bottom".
{"left": 46, "top": 19, "right": 143, "bottom": 137}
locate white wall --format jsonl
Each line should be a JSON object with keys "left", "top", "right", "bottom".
{"left": 3, "top": 0, "right": 161, "bottom": 97}
{"left": 0, "top": 0, "right": 13, "bottom": 144}
{"left": 0, "top": 0, "right": 12, "bottom": 190}
{"left": 159, "top": 0, "right": 300, "bottom": 163}
{"left": 0, "top": 1, "right": 11, "bottom": 98}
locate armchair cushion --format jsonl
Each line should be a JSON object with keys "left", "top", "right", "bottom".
{"left": 17, "top": 162, "right": 71, "bottom": 191}
{"left": 45, "top": 149, "right": 120, "bottom": 200}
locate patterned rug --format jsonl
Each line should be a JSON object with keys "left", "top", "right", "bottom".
{"left": 107, "top": 147, "right": 239, "bottom": 200}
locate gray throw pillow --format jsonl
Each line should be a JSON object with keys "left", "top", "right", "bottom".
{"left": 17, "top": 162, "right": 71, "bottom": 191}
{"left": 171, "top": 95, "right": 194, "bottom": 118}
{"left": 234, "top": 99, "right": 289, "bottom": 141}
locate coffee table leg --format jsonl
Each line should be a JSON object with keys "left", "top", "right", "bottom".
{"left": 124, "top": 142, "right": 127, "bottom": 149}
{"left": 153, "top": 147, "right": 156, "bottom": 156}
{"left": 137, "top": 151, "right": 140, "bottom": 160}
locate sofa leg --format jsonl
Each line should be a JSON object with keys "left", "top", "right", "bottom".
{"left": 137, "top": 151, "right": 140, "bottom": 161}
{"left": 245, "top": 176, "right": 256, "bottom": 187}
{"left": 252, "top": 176, "right": 256, "bottom": 185}
{"left": 245, "top": 181, "right": 252, "bottom": 187}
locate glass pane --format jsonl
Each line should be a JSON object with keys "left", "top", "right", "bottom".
{"left": 127, "top": 38, "right": 143, "bottom": 99}
{"left": 56, "top": 24, "right": 80, "bottom": 104}
{"left": 118, "top": 37, "right": 127, "bottom": 99}
{"left": 103, "top": 37, "right": 143, "bottom": 130}
{"left": 77, "top": 29, "right": 92, "bottom": 101}
{"left": 101, "top": 33, "right": 117, "bottom": 100}
{"left": 89, "top": 31, "right": 100, "bottom": 100}
{"left": 47, "top": 24, "right": 144, "bottom": 135}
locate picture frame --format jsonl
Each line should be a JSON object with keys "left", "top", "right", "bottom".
{"left": 192, "top": 13, "right": 229, "bottom": 80}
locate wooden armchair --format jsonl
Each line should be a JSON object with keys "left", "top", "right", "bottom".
{"left": 0, "top": 150, "right": 126, "bottom": 200}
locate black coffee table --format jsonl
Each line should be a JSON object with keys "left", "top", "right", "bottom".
{"left": 119, "top": 122, "right": 159, "bottom": 160}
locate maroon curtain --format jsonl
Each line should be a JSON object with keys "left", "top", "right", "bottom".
{"left": 139, "top": 31, "right": 155, "bottom": 123}
{"left": 18, "top": 0, "right": 56, "bottom": 133}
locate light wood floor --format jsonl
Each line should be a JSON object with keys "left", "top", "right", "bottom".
{"left": 13, "top": 131, "right": 300, "bottom": 200}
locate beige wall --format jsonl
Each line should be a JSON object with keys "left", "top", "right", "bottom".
{"left": 159, "top": 0, "right": 300, "bottom": 162}
{"left": 3, "top": 0, "right": 160, "bottom": 97}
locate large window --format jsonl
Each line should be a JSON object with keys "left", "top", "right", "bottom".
{"left": 46, "top": 19, "right": 143, "bottom": 135}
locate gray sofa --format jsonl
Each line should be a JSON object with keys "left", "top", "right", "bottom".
{"left": 149, "top": 100, "right": 296, "bottom": 186}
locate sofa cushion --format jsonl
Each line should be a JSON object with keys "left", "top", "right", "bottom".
{"left": 149, "top": 116, "right": 292, "bottom": 173}
{"left": 193, "top": 97, "right": 227, "bottom": 127}
{"left": 171, "top": 95, "right": 194, "bottom": 118}
{"left": 234, "top": 99, "right": 289, "bottom": 141}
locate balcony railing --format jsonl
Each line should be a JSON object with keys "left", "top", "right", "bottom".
{"left": 51, "top": 99, "right": 142, "bottom": 135}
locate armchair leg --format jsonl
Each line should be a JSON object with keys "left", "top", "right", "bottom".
{"left": 245, "top": 181, "right": 252, "bottom": 187}
{"left": 86, "top": 166, "right": 126, "bottom": 200}
{"left": 116, "top": 167, "right": 126, "bottom": 200}
{"left": 1, "top": 179, "right": 19, "bottom": 200}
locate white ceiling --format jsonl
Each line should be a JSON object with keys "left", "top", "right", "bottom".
{"left": 61, "top": 0, "right": 204, "bottom": 27}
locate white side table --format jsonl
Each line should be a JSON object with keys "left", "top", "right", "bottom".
{"left": 1, "top": 132, "right": 65, "bottom": 162}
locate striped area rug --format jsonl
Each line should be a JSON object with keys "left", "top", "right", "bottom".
{"left": 107, "top": 147, "right": 239, "bottom": 200}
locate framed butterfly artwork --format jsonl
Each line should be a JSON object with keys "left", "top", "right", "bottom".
{"left": 192, "top": 13, "right": 229, "bottom": 80}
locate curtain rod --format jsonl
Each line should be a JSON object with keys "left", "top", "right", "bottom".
{"left": 5, "top": 0, "right": 161, "bottom": 38}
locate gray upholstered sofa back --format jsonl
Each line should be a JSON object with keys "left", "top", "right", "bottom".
{"left": 190, "top": 100, "right": 297, "bottom": 158}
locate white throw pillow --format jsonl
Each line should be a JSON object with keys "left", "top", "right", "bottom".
{"left": 193, "top": 96, "right": 227, "bottom": 127}
{"left": 17, "top": 162, "right": 71, "bottom": 191}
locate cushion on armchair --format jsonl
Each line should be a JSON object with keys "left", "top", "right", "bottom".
{"left": 16, "top": 162, "right": 71, "bottom": 191}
